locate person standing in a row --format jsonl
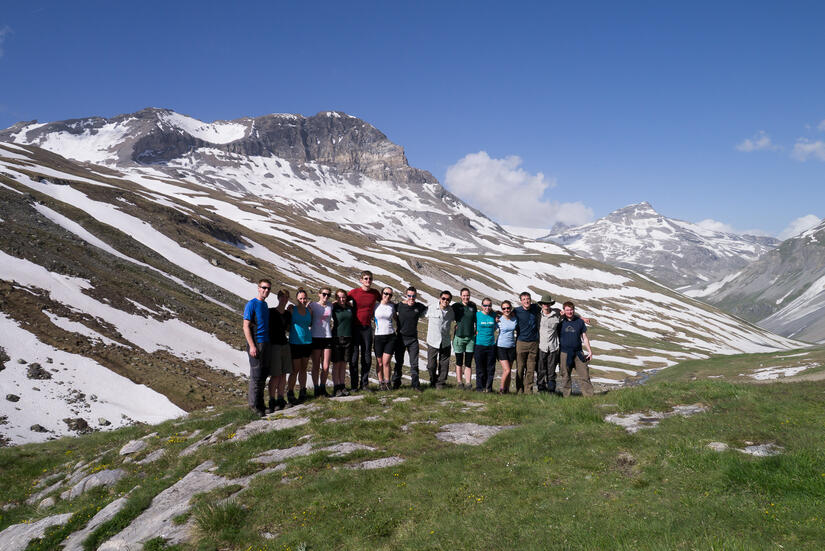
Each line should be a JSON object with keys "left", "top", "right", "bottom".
{"left": 348, "top": 271, "right": 381, "bottom": 391}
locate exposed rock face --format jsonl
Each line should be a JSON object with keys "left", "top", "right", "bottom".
{"left": 26, "top": 363, "right": 52, "bottom": 380}
{"left": 63, "top": 417, "right": 92, "bottom": 434}
{"left": 545, "top": 202, "right": 779, "bottom": 291}
{"left": 704, "top": 219, "right": 825, "bottom": 342}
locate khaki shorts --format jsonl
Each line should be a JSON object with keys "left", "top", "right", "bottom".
{"left": 270, "top": 344, "right": 292, "bottom": 376}
{"left": 452, "top": 335, "right": 475, "bottom": 354}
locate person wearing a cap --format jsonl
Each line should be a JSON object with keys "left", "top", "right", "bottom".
{"left": 537, "top": 294, "right": 562, "bottom": 393}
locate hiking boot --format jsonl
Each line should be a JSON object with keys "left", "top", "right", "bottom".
{"left": 314, "top": 387, "right": 322, "bottom": 399}
{"left": 267, "top": 397, "right": 276, "bottom": 413}
{"left": 298, "top": 388, "right": 308, "bottom": 403}
{"left": 458, "top": 382, "right": 465, "bottom": 391}
{"left": 275, "top": 397, "right": 286, "bottom": 411}
{"left": 287, "top": 391, "right": 298, "bottom": 406}
{"left": 334, "top": 385, "right": 344, "bottom": 397}
{"left": 320, "top": 386, "right": 330, "bottom": 398}
{"left": 250, "top": 406, "right": 265, "bottom": 417}
{"left": 412, "top": 385, "right": 423, "bottom": 393}
{"left": 341, "top": 387, "right": 350, "bottom": 396}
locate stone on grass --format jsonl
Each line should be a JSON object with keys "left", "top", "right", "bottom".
{"left": 0, "top": 512, "right": 73, "bottom": 551}
{"left": 37, "top": 497, "right": 55, "bottom": 510}
{"left": 393, "top": 397, "right": 411, "bottom": 403}
{"left": 62, "top": 495, "right": 129, "bottom": 551}
{"left": 319, "top": 442, "right": 376, "bottom": 457}
{"left": 26, "top": 479, "right": 64, "bottom": 505}
{"left": 119, "top": 439, "right": 148, "bottom": 455}
{"left": 707, "top": 442, "right": 729, "bottom": 452}
{"left": 179, "top": 425, "right": 229, "bottom": 457}
{"left": 136, "top": 449, "right": 166, "bottom": 465}
{"left": 251, "top": 443, "right": 315, "bottom": 464}
{"left": 436, "top": 423, "right": 513, "bottom": 446}
{"left": 348, "top": 456, "right": 405, "bottom": 470}
{"left": 329, "top": 394, "right": 365, "bottom": 402}
{"left": 61, "top": 469, "right": 126, "bottom": 500}
{"left": 230, "top": 416, "right": 310, "bottom": 442}
{"left": 738, "top": 443, "right": 783, "bottom": 457}
{"left": 604, "top": 403, "right": 708, "bottom": 434}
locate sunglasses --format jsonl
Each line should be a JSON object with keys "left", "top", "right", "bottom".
{"left": 482, "top": 304, "right": 492, "bottom": 308}
{"left": 406, "top": 294, "right": 416, "bottom": 298}
{"left": 320, "top": 292, "right": 330, "bottom": 297}
{"left": 259, "top": 286, "right": 271, "bottom": 291}
{"left": 502, "top": 307, "right": 511, "bottom": 311}
{"left": 382, "top": 291, "right": 392, "bottom": 296}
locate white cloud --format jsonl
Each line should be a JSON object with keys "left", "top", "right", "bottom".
{"left": 735, "top": 130, "right": 779, "bottom": 152}
{"left": 778, "top": 214, "right": 821, "bottom": 240}
{"left": 444, "top": 151, "right": 593, "bottom": 227}
{"left": 817, "top": 119, "right": 825, "bottom": 132}
{"left": 791, "top": 139, "right": 825, "bottom": 161}
{"left": 695, "top": 219, "right": 770, "bottom": 237}
{"left": 0, "top": 26, "right": 11, "bottom": 59}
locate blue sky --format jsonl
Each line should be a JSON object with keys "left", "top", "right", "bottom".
{"left": 1, "top": 1, "right": 823, "bottom": 236}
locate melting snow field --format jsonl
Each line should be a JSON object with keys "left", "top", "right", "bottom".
{"left": 745, "top": 364, "right": 817, "bottom": 381}
{"left": 0, "top": 314, "right": 186, "bottom": 445}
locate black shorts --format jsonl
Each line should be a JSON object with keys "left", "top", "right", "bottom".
{"left": 312, "top": 337, "right": 333, "bottom": 350}
{"left": 374, "top": 334, "right": 396, "bottom": 356}
{"left": 290, "top": 343, "right": 313, "bottom": 359}
{"left": 332, "top": 336, "right": 353, "bottom": 363}
{"left": 496, "top": 346, "right": 516, "bottom": 363}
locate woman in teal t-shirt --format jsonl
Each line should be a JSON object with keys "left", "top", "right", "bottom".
{"left": 474, "top": 298, "right": 498, "bottom": 392}
{"left": 287, "top": 289, "right": 313, "bottom": 404}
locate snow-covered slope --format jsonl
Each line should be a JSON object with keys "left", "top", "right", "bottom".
{"left": 544, "top": 202, "right": 778, "bottom": 291}
{"left": 0, "top": 114, "right": 803, "bottom": 444}
{"left": 703, "top": 219, "right": 825, "bottom": 343}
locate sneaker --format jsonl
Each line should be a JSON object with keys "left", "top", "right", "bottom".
{"left": 287, "top": 391, "right": 298, "bottom": 406}
{"left": 334, "top": 386, "right": 344, "bottom": 397}
{"left": 298, "top": 388, "right": 308, "bottom": 403}
{"left": 341, "top": 387, "right": 350, "bottom": 397}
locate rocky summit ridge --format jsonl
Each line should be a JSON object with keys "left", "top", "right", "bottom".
{"left": 544, "top": 201, "right": 779, "bottom": 291}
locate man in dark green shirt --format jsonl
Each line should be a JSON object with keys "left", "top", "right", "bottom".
{"left": 451, "top": 288, "right": 477, "bottom": 390}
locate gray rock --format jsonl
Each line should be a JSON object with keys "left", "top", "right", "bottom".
{"left": 229, "top": 416, "right": 310, "bottom": 443}
{"left": 251, "top": 443, "right": 315, "bottom": 464}
{"left": 318, "top": 442, "right": 376, "bottom": 457}
{"left": 63, "top": 417, "right": 92, "bottom": 433}
{"left": 30, "top": 424, "right": 48, "bottom": 433}
{"left": 6, "top": 394, "right": 20, "bottom": 403}
{"left": 393, "top": 397, "right": 411, "bottom": 403}
{"left": 707, "top": 442, "right": 729, "bottom": 452}
{"left": 738, "top": 443, "right": 784, "bottom": 457}
{"left": 97, "top": 461, "right": 235, "bottom": 550}
{"left": 61, "top": 469, "right": 126, "bottom": 500}
{"left": 0, "top": 512, "right": 73, "bottom": 551}
{"left": 135, "top": 449, "right": 166, "bottom": 465}
{"left": 17, "top": 358, "right": 26, "bottom": 364}
{"left": 435, "top": 423, "right": 513, "bottom": 446}
{"left": 37, "top": 496, "right": 55, "bottom": 510}
{"left": 348, "top": 457, "right": 405, "bottom": 470}
{"left": 98, "top": 418, "right": 112, "bottom": 426}
{"left": 26, "top": 363, "right": 52, "bottom": 380}
{"left": 62, "top": 495, "right": 130, "bottom": 551}
{"left": 329, "top": 394, "right": 365, "bottom": 402}
{"left": 119, "top": 439, "right": 148, "bottom": 455}
{"left": 604, "top": 403, "right": 708, "bottom": 434}
{"left": 26, "top": 479, "right": 64, "bottom": 505}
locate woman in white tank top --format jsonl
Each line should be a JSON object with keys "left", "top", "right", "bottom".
{"left": 373, "top": 287, "right": 396, "bottom": 390}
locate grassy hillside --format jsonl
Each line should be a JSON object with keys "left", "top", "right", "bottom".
{"left": 2, "top": 365, "right": 825, "bottom": 550}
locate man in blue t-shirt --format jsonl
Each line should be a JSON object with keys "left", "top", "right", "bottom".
{"left": 243, "top": 279, "right": 272, "bottom": 416}
{"left": 513, "top": 291, "right": 541, "bottom": 394}
{"left": 558, "top": 301, "right": 594, "bottom": 397}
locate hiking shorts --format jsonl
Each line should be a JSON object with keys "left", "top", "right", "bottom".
{"left": 452, "top": 335, "right": 475, "bottom": 354}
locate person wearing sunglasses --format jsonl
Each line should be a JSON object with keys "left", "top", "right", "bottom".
{"left": 392, "top": 286, "right": 427, "bottom": 391}
{"left": 474, "top": 299, "right": 498, "bottom": 392}
{"left": 426, "top": 290, "right": 456, "bottom": 389}
{"left": 330, "top": 289, "right": 355, "bottom": 397}
{"left": 496, "top": 300, "right": 518, "bottom": 393}
{"left": 243, "top": 279, "right": 272, "bottom": 416}
{"left": 373, "top": 287, "right": 397, "bottom": 391}
{"left": 286, "top": 289, "right": 313, "bottom": 404}
{"left": 309, "top": 287, "right": 334, "bottom": 398}
{"left": 348, "top": 270, "right": 382, "bottom": 391}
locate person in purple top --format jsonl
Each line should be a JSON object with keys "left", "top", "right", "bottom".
{"left": 243, "top": 279, "right": 271, "bottom": 417}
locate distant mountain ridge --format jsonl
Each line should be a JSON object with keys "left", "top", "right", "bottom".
{"left": 544, "top": 202, "right": 779, "bottom": 290}
{"left": 701, "top": 219, "right": 825, "bottom": 343}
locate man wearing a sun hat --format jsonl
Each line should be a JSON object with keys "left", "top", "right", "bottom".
{"left": 537, "top": 293, "right": 562, "bottom": 393}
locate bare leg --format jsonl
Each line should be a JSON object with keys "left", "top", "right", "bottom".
{"left": 382, "top": 353, "right": 393, "bottom": 383}
{"left": 320, "top": 348, "right": 331, "bottom": 388}
{"left": 464, "top": 367, "right": 472, "bottom": 388}
{"left": 500, "top": 360, "right": 512, "bottom": 392}
{"left": 288, "top": 359, "right": 300, "bottom": 393}
{"left": 310, "top": 349, "right": 321, "bottom": 387}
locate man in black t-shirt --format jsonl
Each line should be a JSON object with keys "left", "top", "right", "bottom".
{"left": 392, "top": 286, "right": 428, "bottom": 390}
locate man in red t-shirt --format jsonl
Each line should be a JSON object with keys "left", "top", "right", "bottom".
{"left": 347, "top": 270, "right": 382, "bottom": 391}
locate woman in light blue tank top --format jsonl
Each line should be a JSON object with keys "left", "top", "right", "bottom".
{"left": 496, "top": 300, "right": 518, "bottom": 393}
{"left": 287, "top": 289, "right": 313, "bottom": 404}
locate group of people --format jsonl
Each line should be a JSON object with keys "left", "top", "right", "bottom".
{"left": 243, "top": 270, "right": 593, "bottom": 416}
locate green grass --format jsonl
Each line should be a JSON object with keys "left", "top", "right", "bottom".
{"left": 2, "top": 377, "right": 825, "bottom": 550}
